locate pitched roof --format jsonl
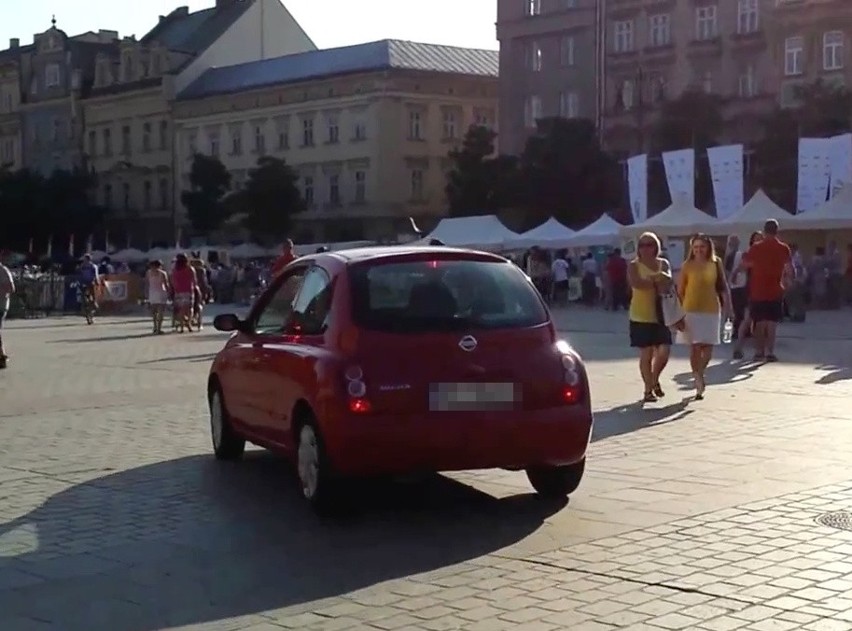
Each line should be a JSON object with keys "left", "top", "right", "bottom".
{"left": 178, "top": 39, "right": 499, "bottom": 100}
{"left": 141, "top": 1, "right": 254, "bottom": 55}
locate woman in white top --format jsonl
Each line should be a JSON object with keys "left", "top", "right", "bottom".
{"left": 145, "top": 260, "right": 170, "bottom": 335}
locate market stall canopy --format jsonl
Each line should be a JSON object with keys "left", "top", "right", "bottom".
{"left": 717, "top": 189, "right": 792, "bottom": 232}
{"left": 621, "top": 194, "right": 719, "bottom": 237}
{"left": 787, "top": 183, "right": 852, "bottom": 230}
{"left": 415, "top": 215, "right": 520, "bottom": 251}
{"left": 564, "top": 214, "right": 623, "bottom": 248}
{"left": 111, "top": 248, "right": 146, "bottom": 262}
{"left": 506, "top": 217, "right": 575, "bottom": 250}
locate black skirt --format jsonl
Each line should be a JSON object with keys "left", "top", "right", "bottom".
{"left": 629, "top": 321, "right": 672, "bottom": 348}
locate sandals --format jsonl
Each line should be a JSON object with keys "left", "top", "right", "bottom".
{"left": 642, "top": 391, "right": 658, "bottom": 403}
{"left": 653, "top": 383, "right": 665, "bottom": 398}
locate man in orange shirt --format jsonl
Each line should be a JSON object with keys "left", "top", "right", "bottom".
{"left": 270, "top": 239, "right": 296, "bottom": 278}
{"left": 743, "top": 219, "right": 792, "bottom": 362}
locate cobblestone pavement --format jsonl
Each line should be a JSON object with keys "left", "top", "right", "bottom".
{"left": 1, "top": 307, "right": 851, "bottom": 630}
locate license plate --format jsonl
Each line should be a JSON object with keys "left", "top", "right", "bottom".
{"left": 429, "top": 382, "right": 519, "bottom": 411}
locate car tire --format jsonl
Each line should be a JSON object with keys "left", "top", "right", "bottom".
{"left": 209, "top": 385, "right": 245, "bottom": 461}
{"left": 296, "top": 419, "right": 341, "bottom": 515}
{"left": 526, "top": 458, "right": 585, "bottom": 499}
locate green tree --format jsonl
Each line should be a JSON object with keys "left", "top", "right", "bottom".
{"left": 649, "top": 90, "right": 724, "bottom": 211}
{"left": 520, "top": 117, "right": 621, "bottom": 227}
{"left": 180, "top": 153, "right": 232, "bottom": 235}
{"left": 754, "top": 81, "right": 852, "bottom": 211}
{"left": 229, "top": 156, "right": 305, "bottom": 240}
{"left": 445, "top": 125, "right": 520, "bottom": 216}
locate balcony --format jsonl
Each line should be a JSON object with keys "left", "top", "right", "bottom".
{"left": 607, "top": 48, "right": 641, "bottom": 69}
{"left": 687, "top": 37, "right": 723, "bottom": 59}
{"left": 729, "top": 29, "right": 766, "bottom": 53}
{"left": 642, "top": 43, "right": 677, "bottom": 66}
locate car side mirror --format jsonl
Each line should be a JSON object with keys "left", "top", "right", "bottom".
{"left": 213, "top": 313, "right": 245, "bottom": 333}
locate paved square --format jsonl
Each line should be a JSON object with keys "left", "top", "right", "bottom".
{"left": 0, "top": 308, "right": 850, "bottom": 630}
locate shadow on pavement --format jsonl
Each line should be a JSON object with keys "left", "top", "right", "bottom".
{"left": 49, "top": 332, "right": 157, "bottom": 343}
{"left": 0, "top": 453, "right": 560, "bottom": 630}
{"left": 672, "top": 358, "right": 762, "bottom": 389}
{"left": 592, "top": 398, "right": 693, "bottom": 442}
{"left": 815, "top": 364, "right": 852, "bottom": 385}
{"left": 137, "top": 353, "right": 217, "bottom": 364}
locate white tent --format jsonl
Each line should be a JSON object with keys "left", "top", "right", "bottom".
{"left": 416, "top": 215, "right": 520, "bottom": 251}
{"left": 564, "top": 214, "right": 623, "bottom": 248}
{"left": 229, "top": 243, "right": 268, "bottom": 258}
{"left": 621, "top": 193, "right": 718, "bottom": 237}
{"left": 111, "top": 248, "right": 146, "bottom": 262}
{"left": 506, "top": 217, "right": 575, "bottom": 250}
{"left": 787, "top": 183, "right": 852, "bottom": 230}
{"left": 717, "top": 189, "right": 792, "bottom": 232}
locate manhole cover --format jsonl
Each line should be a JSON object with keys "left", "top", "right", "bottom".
{"left": 816, "top": 511, "right": 852, "bottom": 531}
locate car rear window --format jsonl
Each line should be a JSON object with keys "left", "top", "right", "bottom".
{"left": 348, "top": 258, "right": 548, "bottom": 333}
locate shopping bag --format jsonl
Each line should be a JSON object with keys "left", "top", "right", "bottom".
{"left": 659, "top": 288, "right": 686, "bottom": 330}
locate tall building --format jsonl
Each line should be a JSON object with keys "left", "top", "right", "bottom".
{"left": 496, "top": 0, "right": 600, "bottom": 155}
{"left": 172, "top": 40, "right": 499, "bottom": 242}
{"left": 0, "top": 42, "right": 28, "bottom": 170}
{"left": 82, "top": 0, "right": 315, "bottom": 241}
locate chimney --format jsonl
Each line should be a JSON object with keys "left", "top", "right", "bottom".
{"left": 98, "top": 30, "right": 119, "bottom": 41}
{"left": 9, "top": 38, "right": 19, "bottom": 48}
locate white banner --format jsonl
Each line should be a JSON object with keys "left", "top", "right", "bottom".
{"left": 102, "top": 281, "right": 128, "bottom": 302}
{"left": 662, "top": 149, "right": 695, "bottom": 208}
{"left": 828, "top": 133, "right": 852, "bottom": 198}
{"left": 707, "top": 144, "right": 744, "bottom": 221}
{"left": 797, "top": 137, "right": 831, "bottom": 213}
{"left": 627, "top": 154, "right": 648, "bottom": 224}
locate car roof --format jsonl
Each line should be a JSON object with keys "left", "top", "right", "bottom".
{"left": 322, "top": 246, "right": 508, "bottom": 265}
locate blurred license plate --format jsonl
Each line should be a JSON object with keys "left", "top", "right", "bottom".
{"left": 429, "top": 382, "right": 519, "bottom": 411}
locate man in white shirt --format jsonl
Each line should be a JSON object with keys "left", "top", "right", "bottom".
{"left": 724, "top": 236, "right": 747, "bottom": 339}
{"left": 0, "top": 254, "right": 15, "bottom": 368}
{"left": 550, "top": 252, "right": 570, "bottom": 305}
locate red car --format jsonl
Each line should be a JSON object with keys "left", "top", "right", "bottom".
{"left": 209, "top": 246, "right": 593, "bottom": 512}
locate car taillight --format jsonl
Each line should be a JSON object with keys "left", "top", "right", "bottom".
{"left": 556, "top": 341, "right": 583, "bottom": 404}
{"left": 344, "top": 365, "right": 371, "bottom": 414}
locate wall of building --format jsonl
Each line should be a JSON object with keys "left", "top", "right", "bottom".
{"left": 0, "top": 64, "right": 22, "bottom": 169}
{"left": 21, "top": 101, "right": 76, "bottom": 174}
{"left": 175, "top": 0, "right": 317, "bottom": 94}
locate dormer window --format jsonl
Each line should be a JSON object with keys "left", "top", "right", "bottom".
{"left": 45, "top": 63, "right": 60, "bottom": 88}
{"left": 122, "top": 53, "right": 133, "bottom": 82}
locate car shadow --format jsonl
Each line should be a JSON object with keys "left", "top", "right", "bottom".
{"left": 0, "top": 453, "right": 559, "bottom": 630}
{"left": 592, "top": 398, "right": 693, "bottom": 442}
{"left": 136, "top": 353, "right": 218, "bottom": 364}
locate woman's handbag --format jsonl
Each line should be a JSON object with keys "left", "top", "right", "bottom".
{"left": 658, "top": 286, "right": 686, "bottom": 330}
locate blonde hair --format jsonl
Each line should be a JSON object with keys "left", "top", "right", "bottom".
{"left": 637, "top": 231, "right": 662, "bottom": 257}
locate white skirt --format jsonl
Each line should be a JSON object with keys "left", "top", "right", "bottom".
{"left": 677, "top": 311, "right": 721, "bottom": 345}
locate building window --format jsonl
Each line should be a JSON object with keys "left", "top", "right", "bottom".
{"left": 327, "top": 114, "right": 339, "bottom": 143}
{"left": 737, "top": 0, "right": 758, "bottom": 35}
{"left": 354, "top": 170, "right": 366, "bottom": 203}
{"left": 122, "top": 182, "right": 130, "bottom": 210}
{"left": 353, "top": 119, "right": 367, "bottom": 141}
{"left": 442, "top": 110, "right": 457, "bottom": 139}
{"left": 88, "top": 130, "right": 96, "bottom": 156}
{"left": 524, "top": 95, "right": 542, "bottom": 128}
{"left": 702, "top": 71, "right": 713, "bottom": 93}
{"left": 525, "top": 0, "right": 541, "bottom": 17}
{"left": 159, "top": 178, "right": 169, "bottom": 209}
{"left": 560, "top": 91, "right": 579, "bottom": 118}
{"left": 277, "top": 121, "right": 289, "bottom": 150}
{"left": 824, "top": 31, "right": 844, "bottom": 71}
{"left": 250, "top": 125, "right": 263, "bottom": 154}
{"left": 121, "top": 125, "right": 131, "bottom": 155}
{"left": 51, "top": 118, "right": 62, "bottom": 143}
{"left": 328, "top": 174, "right": 341, "bottom": 206}
{"left": 785, "top": 36, "right": 804, "bottom": 76}
{"left": 408, "top": 110, "right": 423, "bottom": 139}
{"left": 302, "top": 118, "right": 314, "bottom": 146}
{"left": 696, "top": 6, "right": 718, "bottom": 41}
{"left": 103, "top": 128, "right": 112, "bottom": 156}
{"left": 621, "top": 79, "right": 635, "bottom": 109}
{"left": 209, "top": 131, "right": 220, "bottom": 157}
{"left": 103, "top": 184, "right": 112, "bottom": 208}
{"left": 410, "top": 169, "right": 424, "bottom": 200}
{"left": 142, "top": 122, "right": 151, "bottom": 152}
{"left": 187, "top": 131, "right": 197, "bottom": 155}
{"left": 303, "top": 175, "right": 314, "bottom": 206}
{"left": 474, "top": 110, "right": 491, "bottom": 128}
{"left": 159, "top": 120, "right": 168, "bottom": 150}
{"left": 45, "top": 63, "right": 60, "bottom": 88}
{"left": 231, "top": 128, "right": 242, "bottom": 155}
{"left": 526, "top": 41, "right": 542, "bottom": 71}
{"left": 560, "top": 36, "right": 575, "bottom": 66}
{"left": 738, "top": 65, "right": 757, "bottom": 97}
{"left": 649, "top": 14, "right": 671, "bottom": 47}
{"left": 614, "top": 20, "right": 634, "bottom": 53}
{"left": 143, "top": 181, "right": 152, "bottom": 210}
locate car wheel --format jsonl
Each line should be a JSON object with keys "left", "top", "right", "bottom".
{"left": 209, "top": 386, "right": 245, "bottom": 461}
{"left": 296, "top": 421, "right": 340, "bottom": 514}
{"left": 526, "top": 458, "right": 585, "bottom": 499}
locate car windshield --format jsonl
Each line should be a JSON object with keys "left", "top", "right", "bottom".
{"left": 348, "top": 258, "right": 548, "bottom": 333}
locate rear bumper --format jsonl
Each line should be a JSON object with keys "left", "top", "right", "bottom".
{"left": 322, "top": 406, "right": 593, "bottom": 477}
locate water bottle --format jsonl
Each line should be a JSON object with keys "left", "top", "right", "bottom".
{"left": 722, "top": 318, "right": 733, "bottom": 344}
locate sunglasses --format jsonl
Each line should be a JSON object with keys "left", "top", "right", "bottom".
{"left": 638, "top": 242, "right": 655, "bottom": 248}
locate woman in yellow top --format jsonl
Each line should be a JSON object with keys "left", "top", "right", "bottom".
{"left": 677, "top": 234, "right": 733, "bottom": 400}
{"left": 628, "top": 232, "right": 672, "bottom": 403}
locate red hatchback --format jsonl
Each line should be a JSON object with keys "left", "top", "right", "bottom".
{"left": 209, "top": 247, "right": 593, "bottom": 512}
